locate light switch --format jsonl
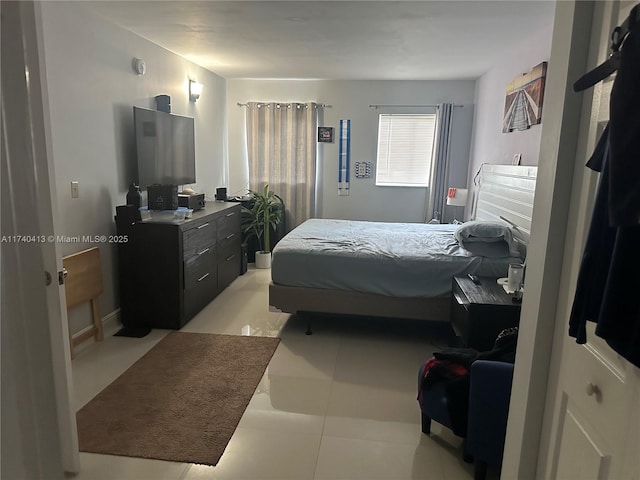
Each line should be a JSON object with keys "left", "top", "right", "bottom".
{"left": 71, "top": 181, "right": 79, "bottom": 198}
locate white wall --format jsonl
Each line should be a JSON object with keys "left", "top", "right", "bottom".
{"left": 467, "top": 24, "right": 554, "bottom": 212}
{"left": 39, "top": 2, "right": 227, "bottom": 334}
{"left": 227, "top": 80, "right": 476, "bottom": 223}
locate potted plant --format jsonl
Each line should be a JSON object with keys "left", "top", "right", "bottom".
{"left": 241, "top": 184, "right": 283, "bottom": 269}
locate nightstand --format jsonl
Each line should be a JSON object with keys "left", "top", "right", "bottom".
{"left": 450, "top": 275, "right": 522, "bottom": 351}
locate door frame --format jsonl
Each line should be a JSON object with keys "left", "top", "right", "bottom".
{"left": 1, "top": 0, "right": 79, "bottom": 474}
{"left": 500, "top": 2, "right": 598, "bottom": 478}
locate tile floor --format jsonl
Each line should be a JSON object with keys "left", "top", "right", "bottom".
{"left": 69, "top": 266, "right": 492, "bottom": 480}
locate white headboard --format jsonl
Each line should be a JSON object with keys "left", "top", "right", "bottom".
{"left": 473, "top": 164, "right": 538, "bottom": 243}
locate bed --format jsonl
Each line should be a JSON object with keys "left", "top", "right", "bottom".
{"left": 269, "top": 164, "right": 537, "bottom": 324}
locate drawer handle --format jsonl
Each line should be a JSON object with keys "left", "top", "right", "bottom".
{"left": 197, "top": 222, "right": 210, "bottom": 230}
{"left": 225, "top": 233, "right": 235, "bottom": 240}
{"left": 585, "top": 382, "right": 600, "bottom": 397}
{"left": 197, "top": 247, "right": 210, "bottom": 256}
{"left": 226, "top": 254, "right": 236, "bottom": 262}
{"left": 197, "top": 272, "right": 210, "bottom": 282}
{"left": 226, "top": 212, "right": 236, "bottom": 217}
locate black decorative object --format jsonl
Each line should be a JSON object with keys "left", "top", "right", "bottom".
{"left": 126, "top": 183, "right": 142, "bottom": 211}
{"left": 215, "top": 187, "right": 227, "bottom": 201}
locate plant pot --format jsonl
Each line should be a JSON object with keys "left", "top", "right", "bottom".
{"left": 255, "top": 251, "right": 272, "bottom": 269}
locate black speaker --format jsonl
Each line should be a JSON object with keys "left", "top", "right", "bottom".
{"left": 215, "top": 187, "right": 227, "bottom": 201}
{"left": 115, "top": 204, "right": 140, "bottom": 231}
{"left": 155, "top": 95, "right": 171, "bottom": 113}
{"left": 240, "top": 243, "right": 248, "bottom": 275}
{"left": 147, "top": 184, "right": 178, "bottom": 210}
{"left": 178, "top": 193, "right": 205, "bottom": 211}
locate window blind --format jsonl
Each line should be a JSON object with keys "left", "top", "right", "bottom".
{"left": 375, "top": 114, "right": 437, "bottom": 187}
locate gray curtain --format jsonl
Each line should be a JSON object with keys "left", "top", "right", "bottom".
{"left": 429, "top": 103, "right": 454, "bottom": 221}
{"left": 245, "top": 102, "right": 318, "bottom": 231}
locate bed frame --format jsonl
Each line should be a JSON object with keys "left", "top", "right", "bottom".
{"left": 269, "top": 164, "right": 538, "bottom": 328}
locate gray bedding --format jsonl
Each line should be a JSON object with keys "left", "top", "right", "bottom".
{"left": 271, "top": 219, "right": 519, "bottom": 297}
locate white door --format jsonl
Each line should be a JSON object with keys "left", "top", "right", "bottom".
{"left": 1, "top": 1, "right": 80, "bottom": 475}
{"left": 538, "top": 2, "right": 640, "bottom": 478}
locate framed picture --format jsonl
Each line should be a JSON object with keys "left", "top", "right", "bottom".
{"left": 503, "top": 61, "right": 548, "bottom": 133}
{"left": 318, "top": 126, "right": 334, "bottom": 143}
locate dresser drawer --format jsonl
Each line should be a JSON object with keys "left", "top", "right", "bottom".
{"left": 183, "top": 220, "right": 216, "bottom": 259}
{"left": 217, "top": 207, "right": 241, "bottom": 241}
{"left": 184, "top": 270, "right": 218, "bottom": 323}
{"left": 217, "top": 229, "right": 240, "bottom": 252}
{"left": 218, "top": 241, "right": 241, "bottom": 289}
{"left": 184, "top": 245, "right": 216, "bottom": 290}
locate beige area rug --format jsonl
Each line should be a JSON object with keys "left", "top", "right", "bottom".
{"left": 76, "top": 332, "right": 280, "bottom": 466}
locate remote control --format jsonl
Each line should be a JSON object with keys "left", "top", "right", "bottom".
{"left": 467, "top": 274, "right": 481, "bottom": 284}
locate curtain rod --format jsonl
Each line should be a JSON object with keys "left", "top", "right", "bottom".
{"left": 369, "top": 104, "right": 465, "bottom": 109}
{"left": 237, "top": 102, "right": 331, "bottom": 108}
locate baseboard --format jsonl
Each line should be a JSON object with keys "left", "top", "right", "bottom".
{"left": 71, "top": 309, "right": 122, "bottom": 356}
{"left": 101, "top": 309, "right": 122, "bottom": 336}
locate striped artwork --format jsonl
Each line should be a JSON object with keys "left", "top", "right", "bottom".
{"left": 338, "top": 119, "right": 351, "bottom": 196}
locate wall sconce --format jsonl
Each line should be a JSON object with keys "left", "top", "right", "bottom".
{"left": 189, "top": 80, "right": 203, "bottom": 102}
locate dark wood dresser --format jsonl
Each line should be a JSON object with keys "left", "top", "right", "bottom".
{"left": 117, "top": 202, "right": 241, "bottom": 330}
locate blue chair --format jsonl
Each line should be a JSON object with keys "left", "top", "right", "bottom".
{"left": 466, "top": 360, "right": 515, "bottom": 480}
{"left": 418, "top": 372, "right": 451, "bottom": 435}
{"left": 417, "top": 363, "right": 472, "bottom": 462}
{"left": 418, "top": 359, "right": 514, "bottom": 479}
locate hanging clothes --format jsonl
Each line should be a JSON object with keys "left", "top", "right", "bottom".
{"left": 569, "top": 5, "right": 640, "bottom": 368}
{"left": 608, "top": 6, "right": 640, "bottom": 225}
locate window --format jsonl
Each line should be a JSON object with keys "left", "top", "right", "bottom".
{"left": 375, "top": 114, "right": 437, "bottom": 187}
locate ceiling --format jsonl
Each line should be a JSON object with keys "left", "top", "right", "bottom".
{"left": 83, "top": 1, "right": 556, "bottom": 80}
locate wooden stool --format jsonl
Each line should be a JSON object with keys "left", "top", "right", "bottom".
{"left": 63, "top": 247, "right": 104, "bottom": 359}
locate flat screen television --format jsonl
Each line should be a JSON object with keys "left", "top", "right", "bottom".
{"left": 133, "top": 106, "right": 195, "bottom": 189}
